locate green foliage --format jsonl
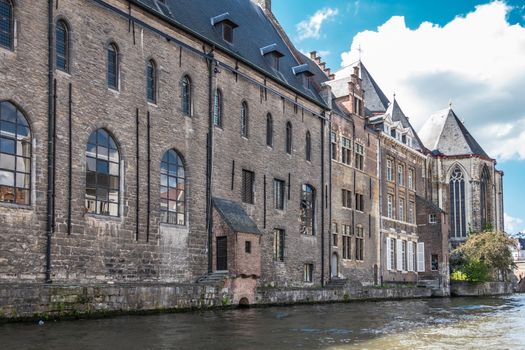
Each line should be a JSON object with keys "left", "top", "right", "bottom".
{"left": 450, "top": 270, "right": 468, "bottom": 281}
{"left": 452, "top": 230, "right": 517, "bottom": 282}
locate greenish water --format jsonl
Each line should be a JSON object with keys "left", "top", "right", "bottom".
{"left": 1, "top": 294, "right": 525, "bottom": 349}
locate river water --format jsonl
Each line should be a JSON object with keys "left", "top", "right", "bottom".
{"left": 1, "top": 294, "right": 525, "bottom": 350}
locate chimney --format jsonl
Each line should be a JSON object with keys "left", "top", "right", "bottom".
{"left": 254, "top": 0, "right": 271, "bottom": 12}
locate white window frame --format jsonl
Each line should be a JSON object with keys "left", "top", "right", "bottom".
{"left": 396, "top": 239, "right": 403, "bottom": 271}
{"left": 417, "top": 242, "right": 425, "bottom": 272}
{"left": 407, "top": 242, "right": 414, "bottom": 272}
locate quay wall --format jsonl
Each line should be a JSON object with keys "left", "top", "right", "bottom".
{"left": 450, "top": 281, "right": 515, "bottom": 296}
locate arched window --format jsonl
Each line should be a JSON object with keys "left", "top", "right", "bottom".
{"left": 0, "top": 101, "right": 31, "bottom": 205}
{"left": 160, "top": 149, "right": 186, "bottom": 225}
{"left": 181, "top": 75, "right": 191, "bottom": 116}
{"left": 241, "top": 101, "right": 248, "bottom": 138}
{"left": 147, "top": 59, "right": 157, "bottom": 103}
{"left": 213, "top": 89, "right": 222, "bottom": 127}
{"left": 107, "top": 43, "right": 119, "bottom": 90}
{"left": 0, "top": 0, "right": 13, "bottom": 50}
{"left": 266, "top": 113, "right": 273, "bottom": 147}
{"left": 300, "top": 184, "right": 315, "bottom": 235}
{"left": 286, "top": 121, "right": 292, "bottom": 154}
{"left": 305, "top": 131, "right": 311, "bottom": 161}
{"left": 449, "top": 166, "right": 466, "bottom": 238}
{"left": 56, "top": 20, "right": 70, "bottom": 72}
{"left": 86, "top": 129, "right": 120, "bottom": 216}
{"left": 480, "top": 165, "right": 490, "bottom": 229}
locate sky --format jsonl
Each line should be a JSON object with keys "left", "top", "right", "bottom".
{"left": 273, "top": 0, "right": 525, "bottom": 234}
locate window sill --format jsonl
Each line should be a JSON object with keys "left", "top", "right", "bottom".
{"left": 56, "top": 69, "right": 71, "bottom": 77}
{"left": 108, "top": 87, "right": 120, "bottom": 94}
{"left": 160, "top": 222, "right": 188, "bottom": 229}
{"left": 84, "top": 213, "right": 121, "bottom": 222}
{"left": 147, "top": 101, "right": 158, "bottom": 107}
{"left": 0, "top": 202, "right": 33, "bottom": 211}
{"left": 0, "top": 45, "right": 15, "bottom": 55}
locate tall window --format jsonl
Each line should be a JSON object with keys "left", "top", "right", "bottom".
{"left": 241, "top": 102, "right": 249, "bottom": 138}
{"left": 56, "top": 20, "right": 70, "bottom": 72}
{"left": 241, "top": 169, "right": 255, "bottom": 204}
{"left": 0, "top": 0, "right": 13, "bottom": 50}
{"left": 303, "top": 263, "right": 313, "bottom": 282}
{"left": 341, "top": 137, "right": 351, "bottom": 165}
{"left": 397, "top": 164, "right": 404, "bottom": 186}
{"left": 305, "top": 131, "right": 311, "bottom": 161}
{"left": 355, "top": 225, "right": 364, "bottom": 261}
{"left": 285, "top": 122, "right": 292, "bottom": 154}
{"left": 147, "top": 59, "right": 157, "bottom": 103}
{"left": 107, "top": 43, "right": 119, "bottom": 90}
{"left": 402, "top": 240, "right": 407, "bottom": 271}
{"left": 273, "top": 229, "right": 285, "bottom": 262}
{"left": 213, "top": 89, "right": 222, "bottom": 127}
{"left": 85, "top": 129, "right": 120, "bottom": 216}
{"left": 273, "top": 179, "right": 285, "bottom": 210}
{"left": 332, "top": 222, "right": 338, "bottom": 247}
{"left": 300, "top": 184, "right": 315, "bottom": 235}
{"left": 342, "top": 224, "right": 351, "bottom": 259}
{"left": 330, "top": 132, "right": 337, "bottom": 160}
{"left": 160, "top": 149, "right": 186, "bottom": 225}
{"left": 0, "top": 101, "right": 31, "bottom": 205}
{"left": 355, "top": 193, "right": 364, "bottom": 212}
{"left": 386, "top": 159, "right": 393, "bottom": 181}
{"left": 408, "top": 201, "right": 415, "bottom": 224}
{"left": 266, "top": 113, "right": 273, "bottom": 146}
{"left": 399, "top": 197, "right": 405, "bottom": 221}
{"left": 355, "top": 143, "right": 364, "bottom": 170}
{"left": 387, "top": 194, "right": 393, "bottom": 219}
{"left": 181, "top": 75, "right": 191, "bottom": 116}
{"left": 342, "top": 189, "right": 352, "bottom": 209}
{"left": 450, "top": 166, "right": 466, "bottom": 238}
{"left": 408, "top": 168, "right": 414, "bottom": 190}
{"left": 480, "top": 165, "right": 490, "bottom": 228}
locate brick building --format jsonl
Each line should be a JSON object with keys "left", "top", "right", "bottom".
{"left": 0, "top": 0, "right": 503, "bottom": 306}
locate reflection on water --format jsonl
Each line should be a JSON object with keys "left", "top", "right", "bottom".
{"left": 1, "top": 294, "right": 525, "bottom": 350}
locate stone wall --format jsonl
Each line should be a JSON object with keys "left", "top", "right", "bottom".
{"left": 450, "top": 281, "right": 515, "bottom": 296}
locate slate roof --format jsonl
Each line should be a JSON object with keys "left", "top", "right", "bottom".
{"left": 418, "top": 107, "right": 489, "bottom": 158}
{"left": 213, "top": 197, "right": 261, "bottom": 235}
{"left": 130, "top": 0, "right": 327, "bottom": 107}
{"left": 329, "top": 61, "right": 390, "bottom": 115}
{"left": 388, "top": 99, "right": 425, "bottom": 151}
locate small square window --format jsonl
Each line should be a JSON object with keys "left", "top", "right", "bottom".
{"left": 223, "top": 23, "right": 234, "bottom": 43}
{"left": 429, "top": 213, "right": 437, "bottom": 224}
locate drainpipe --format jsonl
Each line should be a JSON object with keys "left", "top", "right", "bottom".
{"left": 45, "top": 0, "right": 55, "bottom": 284}
{"left": 328, "top": 117, "right": 333, "bottom": 279}
{"left": 205, "top": 50, "right": 216, "bottom": 273}
{"left": 320, "top": 114, "right": 325, "bottom": 287}
{"left": 378, "top": 136, "right": 383, "bottom": 285}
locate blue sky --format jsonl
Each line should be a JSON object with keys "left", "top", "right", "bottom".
{"left": 273, "top": 0, "right": 525, "bottom": 233}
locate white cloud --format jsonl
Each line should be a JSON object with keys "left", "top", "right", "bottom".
{"left": 340, "top": 1, "right": 525, "bottom": 160}
{"left": 296, "top": 8, "right": 339, "bottom": 41}
{"left": 505, "top": 213, "right": 524, "bottom": 234}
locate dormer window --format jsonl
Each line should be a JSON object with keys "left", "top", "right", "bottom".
{"left": 260, "top": 44, "right": 285, "bottom": 71}
{"left": 402, "top": 134, "right": 407, "bottom": 144}
{"left": 292, "top": 64, "right": 314, "bottom": 90}
{"left": 211, "top": 13, "right": 239, "bottom": 45}
{"left": 390, "top": 128, "right": 396, "bottom": 138}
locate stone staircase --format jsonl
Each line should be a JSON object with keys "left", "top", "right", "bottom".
{"left": 326, "top": 277, "right": 348, "bottom": 289}
{"left": 196, "top": 271, "right": 229, "bottom": 285}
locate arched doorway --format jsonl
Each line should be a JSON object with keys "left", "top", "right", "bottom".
{"left": 331, "top": 252, "right": 338, "bottom": 278}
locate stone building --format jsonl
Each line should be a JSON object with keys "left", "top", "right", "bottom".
{"left": 0, "top": 0, "right": 333, "bottom": 304}
{"left": 419, "top": 107, "right": 505, "bottom": 248}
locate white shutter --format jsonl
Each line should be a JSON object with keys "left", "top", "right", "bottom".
{"left": 386, "top": 238, "right": 392, "bottom": 271}
{"left": 396, "top": 239, "right": 403, "bottom": 271}
{"left": 417, "top": 242, "right": 425, "bottom": 272}
{"left": 407, "top": 242, "right": 414, "bottom": 272}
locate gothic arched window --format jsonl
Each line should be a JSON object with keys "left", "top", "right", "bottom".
{"left": 181, "top": 75, "right": 191, "bottom": 116}
{"left": 107, "top": 43, "right": 119, "bottom": 90}
{"left": 241, "top": 101, "right": 249, "bottom": 138}
{"left": 480, "top": 165, "right": 490, "bottom": 229}
{"left": 449, "top": 166, "right": 466, "bottom": 238}
{"left": 86, "top": 129, "right": 120, "bottom": 216}
{"left": 305, "top": 131, "right": 311, "bottom": 161}
{"left": 266, "top": 113, "right": 273, "bottom": 147}
{"left": 0, "top": 0, "right": 13, "bottom": 50}
{"left": 56, "top": 20, "right": 70, "bottom": 72}
{"left": 160, "top": 149, "right": 186, "bottom": 225}
{"left": 300, "top": 184, "right": 315, "bottom": 235}
{"left": 285, "top": 121, "right": 292, "bottom": 154}
{"left": 147, "top": 59, "right": 157, "bottom": 103}
{"left": 0, "top": 101, "right": 31, "bottom": 205}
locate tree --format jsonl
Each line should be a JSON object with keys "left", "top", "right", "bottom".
{"left": 453, "top": 231, "right": 516, "bottom": 282}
